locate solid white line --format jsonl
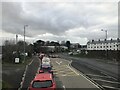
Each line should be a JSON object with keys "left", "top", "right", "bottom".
{"left": 77, "top": 72, "right": 101, "bottom": 89}
{"left": 20, "top": 82, "right": 23, "bottom": 86}
{"left": 66, "top": 65, "right": 79, "bottom": 75}
{"left": 68, "top": 61, "right": 101, "bottom": 89}
{"left": 22, "top": 77, "right": 24, "bottom": 81}
{"left": 23, "top": 73, "right": 25, "bottom": 77}
{"left": 28, "top": 59, "right": 34, "bottom": 65}
{"left": 18, "top": 64, "right": 29, "bottom": 90}
{"left": 63, "top": 85, "right": 66, "bottom": 90}
{"left": 37, "top": 67, "right": 40, "bottom": 74}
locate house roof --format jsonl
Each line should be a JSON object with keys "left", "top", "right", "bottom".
{"left": 87, "top": 39, "right": 120, "bottom": 44}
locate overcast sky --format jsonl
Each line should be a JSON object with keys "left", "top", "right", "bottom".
{"left": 1, "top": 0, "right": 119, "bottom": 45}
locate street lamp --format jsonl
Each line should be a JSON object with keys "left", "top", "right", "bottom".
{"left": 23, "top": 25, "right": 28, "bottom": 63}
{"left": 101, "top": 29, "right": 108, "bottom": 59}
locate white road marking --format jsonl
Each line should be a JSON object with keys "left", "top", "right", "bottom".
{"left": 59, "top": 71, "right": 65, "bottom": 72}
{"left": 18, "top": 65, "right": 28, "bottom": 89}
{"left": 75, "top": 71, "right": 101, "bottom": 89}
{"left": 63, "top": 85, "right": 66, "bottom": 90}
{"left": 52, "top": 58, "right": 101, "bottom": 89}
{"left": 62, "top": 75, "right": 67, "bottom": 76}
{"left": 93, "top": 78, "right": 120, "bottom": 84}
{"left": 18, "top": 59, "right": 34, "bottom": 90}
{"left": 59, "top": 61, "right": 62, "bottom": 64}
{"left": 68, "top": 60, "right": 101, "bottom": 89}
{"left": 102, "top": 85, "right": 119, "bottom": 89}
{"left": 56, "top": 61, "right": 60, "bottom": 65}
{"left": 66, "top": 65, "right": 79, "bottom": 75}
{"left": 86, "top": 74, "right": 110, "bottom": 78}
{"left": 54, "top": 73, "right": 58, "bottom": 74}
{"left": 56, "top": 61, "right": 62, "bottom": 65}
{"left": 28, "top": 59, "right": 34, "bottom": 65}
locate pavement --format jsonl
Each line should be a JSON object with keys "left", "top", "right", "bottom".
{"left": 51, "top": 58, "right": 100, "bottom": 89}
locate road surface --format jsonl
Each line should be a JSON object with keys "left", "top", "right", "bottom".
{"left": 21, "top": 56, "right": 40, "bottom": 89}
{"left": 59, "top": 54, "right": 120, "bottom": 90}
{"left": 51, "top": 58, "right": 100, "bottom": 89}
{"left": 59, "top": 54, "right": 119, "bottom": 79}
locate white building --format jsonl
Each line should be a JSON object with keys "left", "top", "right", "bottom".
{"left": 87, "top": 38, "right": 120, "bottom": 51}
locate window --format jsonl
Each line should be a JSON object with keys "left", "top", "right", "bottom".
{"left": 32, "top": 80, "right": 52, "bottom": 88}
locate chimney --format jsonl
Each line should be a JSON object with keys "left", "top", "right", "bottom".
{"left": 117, "top": 38, "right": 119, "bottom": 41}
{"left": 98, "top": 39, "right": 100, "bottom": 42}
{"left": 111, "top": 38, "right": 112, "bottom": 41}
{"left": 92, "top": 39, "right": 94, "bottom": 42}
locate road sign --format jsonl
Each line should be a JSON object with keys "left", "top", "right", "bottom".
{"left": 15, "top": 58, "right": 19, "bottom": 63}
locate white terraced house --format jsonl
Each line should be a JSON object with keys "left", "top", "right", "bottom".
{"left": 87, "top": 38, "right": 120, "bottom": 51}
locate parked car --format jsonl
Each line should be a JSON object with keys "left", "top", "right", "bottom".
{"left": 49, "top": 55, "right": 59, "bottom": 58}
{"left": 39, "top": 53, "right": 45, "bottom": 60}
{"left": 68, "top": 52, "right": 73, "bottom": 55}
{"left": 28, "top": 73, "right": 56, "bottom": 90}
{"left": 39, "top": 68, "right": 53, "bottom": 77}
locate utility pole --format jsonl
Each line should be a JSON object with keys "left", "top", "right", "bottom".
{"left": 101, "top": 29, "right": 108, "bottom": 59}
{"left": 16, "top": 34, "right": 18, "bottom": 57}
{"left": 16, "top": 34, "right": 18, "bottom": 44}
{"left": 23, "top": 25, "right": 28, "bottom": 63}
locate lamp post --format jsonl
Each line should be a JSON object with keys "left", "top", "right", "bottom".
{"left": 101, "top": 29, "right": 108, "bottom": 59}
{"left": 23, "top": 25, "right": 28, "bottom": 63}
{"left": 116, "top": 43, "right": 120, "bottom": 62}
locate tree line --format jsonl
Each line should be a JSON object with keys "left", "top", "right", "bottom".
{"left": 2, "top": 39, "right": 71, "bottom": 63}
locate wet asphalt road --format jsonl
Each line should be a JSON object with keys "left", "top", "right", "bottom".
{"left": 59, "top": 54, "right": 119, "bottom": 79}
{"left": 51, "top": 58, "right": 100, "bottom": 89}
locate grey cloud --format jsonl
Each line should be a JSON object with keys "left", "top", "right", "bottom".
{"left": 2, "top": 2, "right": 118, "bottom": 42}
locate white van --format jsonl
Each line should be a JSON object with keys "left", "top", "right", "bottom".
{"left": 42, "top": 57, "right": 51, "bottom": 65}
{"left": 41, "top": 57, "right": 51, "bottom": 69}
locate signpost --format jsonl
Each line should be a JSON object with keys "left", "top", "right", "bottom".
{"left": 15, "top": 58, "right": 20, "bottom": 63}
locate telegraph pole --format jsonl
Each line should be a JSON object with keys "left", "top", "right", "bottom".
{"left": 101, "top": 29, "right": 108, "bottom": 59}
{"left": 23, "top": 25, "right": 28, "bottom": 63}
